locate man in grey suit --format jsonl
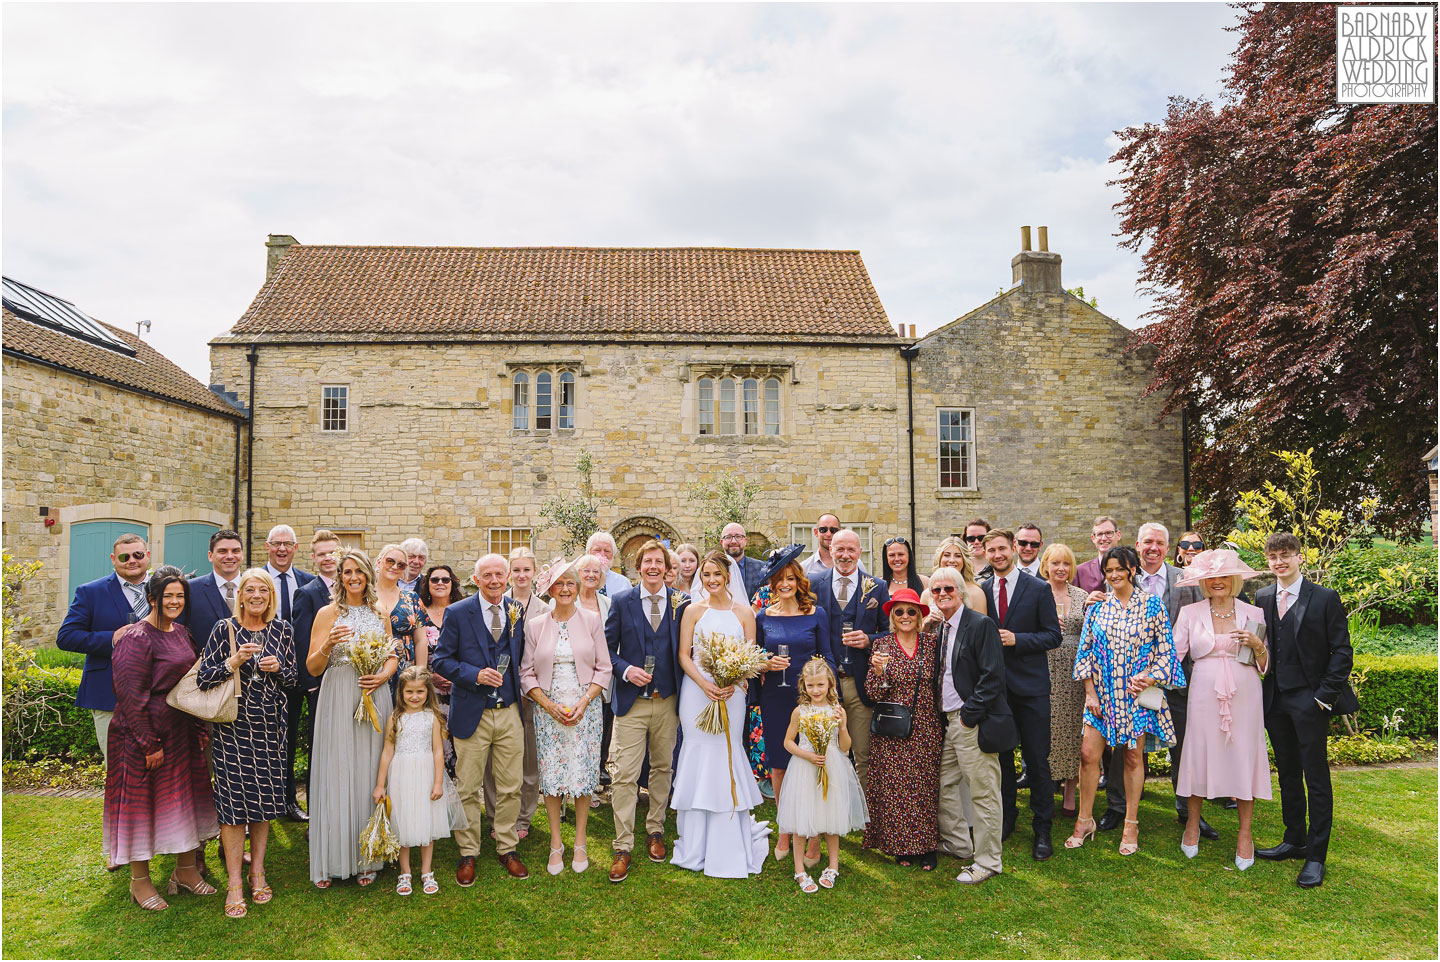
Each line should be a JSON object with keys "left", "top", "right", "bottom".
{"left": 1093, "top": 522, "right": 1214, "bottom": 836}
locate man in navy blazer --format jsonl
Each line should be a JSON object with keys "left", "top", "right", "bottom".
{"left": 432, "top": 553, "right": 530, "bottom": 882}
{"left": 811, "top": 529, "right": 889, "bottom": 789}
{"left": 979, "top": 529, "right": 1062, "bottom": 860}
{"left": 720, "top": 523, "right": 768, "bottom": 602}
{"left": 280, "top": 531, "right": 339, "bottom": 820}
{"left": 182, "top": 529, "right": 245, "bottom": 660}
{"left": 605, "top": 540, "right": 689, "bottom": 881}
{"left": 57, "top": 532, "right": 152, "bottom": 765}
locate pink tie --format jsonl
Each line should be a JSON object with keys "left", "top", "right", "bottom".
{"left": 1278, "top": 590, "right": 1290, "bottom": 619}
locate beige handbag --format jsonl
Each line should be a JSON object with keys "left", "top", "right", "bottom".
{"left": 166, "top": 621, "right": 243, "bottom": 723}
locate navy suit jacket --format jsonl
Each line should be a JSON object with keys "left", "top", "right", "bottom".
{"left": 290, "top": 576, "right": 332, "bottom": 691}
{"left": 432, "top": 593, "right": 526, "bottom": 740}
{"left": 606, "top": 584, "right": 690, "bottom": 717}
{"left": 56, "top": 575, "right": 137, "bottom": 712}
{"left": 980, "top": 569, "right": 1062, "bottom": 699}
{"left": 812, "top": 569, "right": 890, "bottom": 707}
{"left": 736, "top": 555, "right": 767, "bottom": 604}
{"left": 182, "top": 575, "right": 232, "bottom": 664}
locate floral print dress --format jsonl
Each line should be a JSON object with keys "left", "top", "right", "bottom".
{"left": 1072, "top": 589, "right": 1185, "bottom": 752}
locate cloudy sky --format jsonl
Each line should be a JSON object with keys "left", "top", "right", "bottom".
{"left": 3, "top": 2, "right": 1240, "bottom": 381}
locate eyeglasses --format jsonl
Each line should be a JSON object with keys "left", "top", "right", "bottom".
{"left": 1092, "top": 530, "right": 1117, "bottom": 540}
{"left": 115, "top": 550, "right": 147, "bottom": 562}
{"left": 428, "top": 576, "right": 452, "bottom": 585}
{"left": 267, "top": 540, "right": 296, "bottom": 548}
{"left": 963, "top": 534, "right": 987, "bottom": 543}
{"left": 721, "top": 534, "right": 746, "bottom": 541}
{"left": 815, "top": 526, "right": 840, "bottom": 534}
{"left": 382, "top": 558, "right": 408, "bottom": 570}
{"left": 1015, "top": 539, "right": 1042, "bottom": 549}
{"left": 1178, "top": 540, "right": 1204, "bottom": 550}
{"left": 930, "top": 585, "right": 958, "bottom": 595}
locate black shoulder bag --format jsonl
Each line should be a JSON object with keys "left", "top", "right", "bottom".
{"left": 870, "top": 654, "right": 922, "bottom": 739}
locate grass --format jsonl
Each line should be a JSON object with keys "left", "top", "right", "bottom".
{"left": 3, "top": 767, "right": 1436, "bottom": 959}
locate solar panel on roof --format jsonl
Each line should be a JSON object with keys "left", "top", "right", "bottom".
{"left": 2, "top": 276, "right": 136, "bottom": 356}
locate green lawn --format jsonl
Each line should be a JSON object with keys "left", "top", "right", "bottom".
{"left": 3, "top": 766, "right": 1436, "bottom": 959}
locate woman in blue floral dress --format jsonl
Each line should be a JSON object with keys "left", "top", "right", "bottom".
{"left": 1066, "top": 546, "right": 1184, "bottom": 856}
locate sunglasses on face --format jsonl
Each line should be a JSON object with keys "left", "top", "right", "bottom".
{"left": 115, "top": 550, "right": 147, "bottom": 563}
{"left": 429, "top": 576, "right": 452, "bottom": 585}
{"left": 1015, "top": 539, "right": 1041, "bottom": 549}
{"left": 891, "top": 607, "right": 920, "bottom": 618}
{"left": 963, "top": 534, "right": 987, "bottom": 543}
{"left": 382, "top": 558, "right": 407, "bottom": 570}
{"left": 931, "top": 585, "right": 958, "bottom": 595}
{"left": 815, "top": 526, "right": 840, "bottom": 534}
{"left": 1179, "top": 540, "right": 1204, "bottom": 550}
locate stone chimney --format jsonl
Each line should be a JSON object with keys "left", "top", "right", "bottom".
{"left": 1011, "top": 225, "right": 1062, "bottom": 293}
{"left": 265, "top": 234, "right": 298, "bottom": 279}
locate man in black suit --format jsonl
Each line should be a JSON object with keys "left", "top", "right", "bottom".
{"left": 283, "top": 530, "right": 339, "bottom": 820}
{"left": 812, "top": 529, "right": 889, "bottom": 789}
{"left": 931, "top": 566, "right": 1016, "bottom": 884}
{"left": 261, "top": 524, "right": 316, "bottom": 823}
{"left": 1255, "top": 531, "right": 1358, "bottom": 889}
{"left": 979, "top": 529, "right": 1061, "bottom": 860}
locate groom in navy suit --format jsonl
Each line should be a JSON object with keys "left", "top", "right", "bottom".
{"left": 433, "top": 553, "right": 530, "bottom": 882}
{"left": 605, "top": 539, "right": 689, "bottom": 882}
{"left": 720, "top": 523, "right": 768, "bottom": 602}
{"left": 979, "top": 529, "right": 1062, "bottom": 861}
{"left": 57, "top": 532, "right": 152, "bottom": 765}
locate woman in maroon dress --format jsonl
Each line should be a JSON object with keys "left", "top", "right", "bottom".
{"left": 861, "top": 588, "right": 944, "bottom": 870}
{"left": 105, "top": 567, "right": 220, "bottom": 911}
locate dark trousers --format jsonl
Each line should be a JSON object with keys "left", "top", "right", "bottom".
{"left": 1266, "top": 687, "right": 1335, "bottom": 862}
{"left": 1001, "top": 691, "right": 1054, "bottom": 834}
{"left": 1105, "top": 687, "right": 1188, "bottom": 815}
{"left": 600, "top": 701, "right": 614, "bottom": 779}
{"left": 284, "top": 685, "right": 319, "bottom": 805}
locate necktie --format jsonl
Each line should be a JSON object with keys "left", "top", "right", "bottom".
{"left": 648, "top": 595, "right": 662, "bottom": 631}
{"left": 837, "top": 578, "right": 850, "bottom": 606}
{"left": 1147, "top": 573, "right": 1164, "bottom": 596}
{"left": 490, "top": 604, "right": 503, "bottom": 641}
{"left": 998, "top": 577, "right": 1008, "bottom": 625}
{"left": 129, "top": 583, "right": 149, "bottom": 621}
{"left": 942, "top": 622, "right": 952, "bottom": 661}
{"left": 278, "top": 572, "right": 291, "bottom": 622}
{"left": 223, "top": 582, "right": 236, "bottom": 610}
{"left": 1278, "top": 589, "right": 1291, "bottom": 620}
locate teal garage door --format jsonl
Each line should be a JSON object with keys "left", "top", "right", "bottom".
{"left": 67, "top": 520, "right": 150, "bottom": 598}
{"left": 164, "top": 522, "right": 220, "bottom": 579}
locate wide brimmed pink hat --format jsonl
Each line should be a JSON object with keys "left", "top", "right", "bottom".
{"left": 535, "top": 555, "right": 584, "bottom": 597}
{"left": 1176, "top": 548, "right": 1261, "bottom": 587}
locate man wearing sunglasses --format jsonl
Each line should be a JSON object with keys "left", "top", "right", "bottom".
{"left": 58, "top": 533, "right": 153, "bottom": 766}
{"left": 801, "top": 513, "right": 844, "bottom": 580}
{"left": 1014, "top": 524, "right": 1044, "bottom": 577}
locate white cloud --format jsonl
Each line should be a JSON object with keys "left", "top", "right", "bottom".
{"left": 2, "top": 2, "right": 1241, "bottom": 380}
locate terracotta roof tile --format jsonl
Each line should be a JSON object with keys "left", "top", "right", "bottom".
{"left": 3, "top": 307, "right": 243, "bottom": 418}
{"left": 226, "top": 245, "right": 896, "bottom": 340}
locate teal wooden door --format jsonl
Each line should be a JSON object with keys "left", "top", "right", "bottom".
{"left": 68, "top": 520, "right": 149, "bottom": 597}
{"left": 164, "top": 522, "right": 220, "bottom": 579}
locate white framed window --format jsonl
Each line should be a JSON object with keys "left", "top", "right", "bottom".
{"left": 696, "top": 372, "right": 784, "bottom": 437}
{"left": 510, "top": 368, "right": 577, "bottom": 431}
{"left": 788, "top": 521, "right": 874, "bottom": 573}
{"left": 321, "top": 385, "right": 348, "bottom": 432}
{"left": 763, "top": 377, "right": 781, "bottom": 435}
{"left": 558, "top": 371, "right": 575, "bottom": 429}
{"left": 938, "top": 408, "right": 976, "bottom": 490}
{"left": 512, "top": 373, "right": 530, "bottom": 431}
{"left": 535, "top": 372, "right": 553, "bottom": 430}
{"left": 489, "top": 527, "right": 533, "bottom": 558}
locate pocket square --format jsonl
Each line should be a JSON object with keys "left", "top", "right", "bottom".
{"left": 865, "top": 598, "right": 879, "bottom": 609}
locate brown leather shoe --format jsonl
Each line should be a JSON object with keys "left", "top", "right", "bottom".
{"left": 497, "top": 852, "right": 529, "bottom": 880}
{"left": 647, "top": 833, "right": 667, "bottom": 863}
{"left": 609, "top": 851, "right": 631, "bottom": 883}
{"left": 455, "top": 855, "right": 476, "bottom": 887}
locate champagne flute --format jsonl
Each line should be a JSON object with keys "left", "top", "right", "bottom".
{"left": 841, "top": 621, "right": 855, "bottom": 670}
{"left": 493, "top": 653, "right": 511, "bottom": 705}
{"left": 643, "top": 655, "right": 657, "bottom": 697}
{"left": 776, "top": 644, "right": 791, "bottom": 687}
{"left": 874, "top": 650, "right": 893, "bottom": 694}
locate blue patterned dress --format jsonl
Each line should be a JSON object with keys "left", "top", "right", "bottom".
{"left": 1073, "top": 589, "right": 1185, "bottom": 752}
{"left": 387, "top": 588, "right": 424, "bottom": 671}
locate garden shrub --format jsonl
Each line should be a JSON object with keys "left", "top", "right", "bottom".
{"left": 1349, "top": 654, "right": 1438, "bottom": 736}
{"left": 1326, "top": 734, "right": 1421, "bottom": 766}
{"left": 1330, "top": 543, "right": 1438, "bottom": 626}
{"left": 1, "top": 665, "right": 100, "bottom": 762}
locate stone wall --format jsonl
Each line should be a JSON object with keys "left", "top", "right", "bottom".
{"left": 1, "top": 356, "right": 239, "bottom": 642}
{"left": 908, "top": 290, "right": 1183, "bottom": 566}
{"left": 209, "top": 341, "right": 906, "bottom": 573}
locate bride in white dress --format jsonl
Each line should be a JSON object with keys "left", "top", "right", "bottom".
{"left": 670, "top": 551, "right": 772, "bottom": 878}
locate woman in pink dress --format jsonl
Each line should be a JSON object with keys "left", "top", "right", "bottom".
{"left": 1172, "top": 549, "right": 1270, "bottom": 871}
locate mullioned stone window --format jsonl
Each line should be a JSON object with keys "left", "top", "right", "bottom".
{"left": 511, "top": 369, "right": 577, "bottom": 432}
{"left": 696, "top": 372, "right": 782, "bottom": 436}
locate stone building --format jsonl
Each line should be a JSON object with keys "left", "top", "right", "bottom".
{"left": 208, "top": 231, "right": 1183, "bottom": 578}
{"left": 2, "top": 277, "right": 247, "bottom": 642}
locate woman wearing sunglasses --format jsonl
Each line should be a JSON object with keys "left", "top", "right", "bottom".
{"left": 375, "top": 544, "right": 426, "bottom": 678}
{"left": 1174, "top": 532, "right": 1205, "bottom": 568}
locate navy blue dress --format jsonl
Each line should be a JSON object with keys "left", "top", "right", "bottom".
{"left": 754, "top": 607, "right": 835, "bottom": 770}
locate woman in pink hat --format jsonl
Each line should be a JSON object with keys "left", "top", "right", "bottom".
{"left": 1173, "top": 549, "right": 1271, "bottom": 870}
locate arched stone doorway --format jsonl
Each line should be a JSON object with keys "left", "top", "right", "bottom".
{"left": 612, "top": 515, "right": 683, "bottom": 579}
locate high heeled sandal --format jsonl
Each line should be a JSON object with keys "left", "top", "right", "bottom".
{"left": 572, "top": 843, "right": 590, "bottom": 874}
{"left": 129, "top": 878, "right": 168, "bottom": 912}
{"left": 248, "top": 872, "right": 273, "bottom": 904}
{"left": 1065, "top": 817, "right": 1097, "bottom": 849}
{"left": 168, "top": 870, "right": 217, "bottom": 896}
{"left": 395, "top": 873, "right": 413, "bottom": 896}
{"left": 421, "top": 871, "right": 440, "bottom": 894}
{"left": 314, "top": 878, "right": 331, "bottom": 890}
{"left": 547, "top": 844, "right": 566, "bottom": 877}
{"left": 223, "top": 884, "right": 246, "bottom": 919}
{"left": 794, "top": 871, "right": 818, "bottom": 893}
{"left": 818, "top": 867, "right": 839, "bottom": 889}
{"left": 1119, "top": 818, "right": 1140, "bottom": 856}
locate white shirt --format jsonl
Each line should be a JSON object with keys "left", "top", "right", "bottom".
{"left": 991, "top": 566, "right": 1020, "bottom": 612}
{"left": 1018, "top": 559, "right": 1042, "bottom": 578}
{"left": 116, "top": 573, "right": 149, "bottom": 613}
{"left": 211, "top": 571, "right": 239, "bottom": 606}
{"left": 398, "top": 576, "right": 420, "bottom": 593}
{"left": 831, "top": 569, "right": 860, "bottom": 608}
{"left": 939, "top": 609, "right": 965, "bottom": 713}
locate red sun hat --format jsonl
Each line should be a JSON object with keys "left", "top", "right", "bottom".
{"left": 882, "top": 587, "right": 930, "bottom": 619}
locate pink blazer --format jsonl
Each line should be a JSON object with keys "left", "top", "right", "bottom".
{"left": 1173, "top": 599, "right": 1267, "bottom": 664}
{"left": 520, "top": 605, "right": 613, "bottom": 695}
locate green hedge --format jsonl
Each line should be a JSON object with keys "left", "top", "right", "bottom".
{"left": 1351, "top": 654, "right": 1438, "bottom": 736}
{"left": 1, "top": 666, "right": 100, "bottom": 762}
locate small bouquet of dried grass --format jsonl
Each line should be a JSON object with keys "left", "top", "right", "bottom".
{"left": 347, "top": 629, "right": 395, "bottom": 732}
{"left": 358, "top": 795, "right": 400, "bottom": 866}
{"left": 695, "top": 629, "right": 768, "bottom": 807}
{"left": 797, "top": 707, "right": 840, "bottom": 799}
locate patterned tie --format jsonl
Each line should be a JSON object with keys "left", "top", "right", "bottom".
{"left": 648, "top": 595, "right": 662, "bottom": 631}
{"left": 1278, "top": 589, "right": 1291, "bottom": 620}
{"left": 837, "top": 577, "right": 850, "bottom": 606}
{"left": 223, "top": 581, "right": 236, "bottom": 610}
{"left": 490, "top": 604, "right": 503, "bottom": 641}
{"left": 128, "top": 583, "right": 149, "bottom": 621}
{"left": 942, "top": 621, "right": 953, "bottom": 660}
{"left": 998, "top": 577, "right": 1008, "bottom": 625}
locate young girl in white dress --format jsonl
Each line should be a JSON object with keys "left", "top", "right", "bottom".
{"left": 373, "top": 666, "right": 467, "bottom": 895}
{"left": 777, "top": 658, "right": 868, "bottom": 892}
